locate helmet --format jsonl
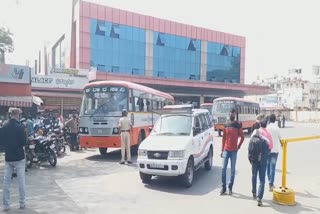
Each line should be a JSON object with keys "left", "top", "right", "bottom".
{"left": 122, "top": 109, "right": 128, "bottom": 117}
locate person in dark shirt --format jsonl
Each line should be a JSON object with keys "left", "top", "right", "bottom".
{"left": 1, "top": 108, "right": 27, "bottom": 211}
{"left": 220, "top": 109, "right": 244, "bottom": 195}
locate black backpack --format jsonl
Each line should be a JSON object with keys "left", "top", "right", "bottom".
{"left": 248, "top": 131, "right": 266, "bottom": 164}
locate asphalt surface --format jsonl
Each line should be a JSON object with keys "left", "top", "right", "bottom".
{"left": 0, "top": 122, "right": 320, "bottom": 214}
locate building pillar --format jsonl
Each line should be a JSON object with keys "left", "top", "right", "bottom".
{"left": 61, "top": 97, "right": 64, "bottom": 117}
{"left": 200, "top": 41, "right": 207, "bottom": 81}
{"left": 200, "top": 95, "right": 205, "bottom": 105}
{"left": 145, "top": 30, "right": 153, "bottom": 77}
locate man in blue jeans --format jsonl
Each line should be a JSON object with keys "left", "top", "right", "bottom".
{"left": 266, "top": 114, "right": 282, "bottom": 192}
{"left": 220, "top": 109, "right": 244, "bottom": 195}
{"left": 1, "top": 108, "right": 27, "bottom": 212}
{"left": 250, "top": 119, "right": 272, "bottom": 206}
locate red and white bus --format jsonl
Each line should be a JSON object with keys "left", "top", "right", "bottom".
{"left": 212, "top": 97, "right": 260, "bottom": 136}
{"left": 79, "top": 80, "right": 174, "bottom": 154}
{"left": 200, "top": 103, "right": 213, "bottom": 114}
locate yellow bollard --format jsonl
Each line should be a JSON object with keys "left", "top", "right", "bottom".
{"left": 272, "top": 141, "right": 296, "bottom": 205}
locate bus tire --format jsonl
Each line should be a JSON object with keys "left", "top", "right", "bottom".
{"left": 99, "top": 148, "right": 108, "bottom": 155}
{"left": 133, "top": 131, "right": 145, "bottom": 155}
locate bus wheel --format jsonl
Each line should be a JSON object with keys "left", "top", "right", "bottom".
{"left": 218, "top": 130, "right": 222, "bottom": 137}
{"left": 99, "top": 148, "right": 108, "bottom": 155}
{"left": 133, "top": 132, "right": 144, "bottom": 155}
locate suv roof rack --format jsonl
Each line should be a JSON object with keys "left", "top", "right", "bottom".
{"left": 153, "top": 104, "right": 194, "bottom": 115}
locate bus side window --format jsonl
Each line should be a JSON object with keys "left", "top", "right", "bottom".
{"left": 134, "top": 97, "right": 141, "bottom": 112}
{"left": 152, "top": 101, "right": 159, "bottom": 110}
{"left": 146, "top": 100, "right": 151, "bottom": 111}
{"left": 129, "top": 96, "right": 133, "bottom": 111}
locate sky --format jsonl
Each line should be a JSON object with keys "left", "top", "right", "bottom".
{"left": 0, "top": 0, "right": 320, "bottom": 84}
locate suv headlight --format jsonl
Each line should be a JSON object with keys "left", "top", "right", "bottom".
{"left": 169, "top": 150, "right": 185, "bottom": 158}
{"left": 138, "top": 149, "right": 147, "bottom": 157}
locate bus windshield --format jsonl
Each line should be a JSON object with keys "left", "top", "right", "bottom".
{"left": 80, "top": 86, "right": 128, "bottom": 117}
{"left": 152, "top": 115, "right": 192, "bottom": 136}
{"left": 213, "top": 101, "right": 235, "bottom": 114}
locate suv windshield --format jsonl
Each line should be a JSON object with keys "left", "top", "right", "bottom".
{"left": 152, "top": 115, "right": 192, "bottom": 136}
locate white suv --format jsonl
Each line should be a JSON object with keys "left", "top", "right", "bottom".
{"left": 137, "top": 105, "right": 215, "bottom": 188}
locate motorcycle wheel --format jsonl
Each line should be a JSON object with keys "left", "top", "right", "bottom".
{"left": 47, "top": 149, "right": 57, "bottom": 167}
{"left": 26, "top": 152, "right": 33, "bottom": 169}
{"left": 61, "top": 145, "right": 66, "bottom": 153}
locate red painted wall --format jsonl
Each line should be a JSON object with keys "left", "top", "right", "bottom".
{"left": 0, "top": 83, "right": 32, "bottom": 96}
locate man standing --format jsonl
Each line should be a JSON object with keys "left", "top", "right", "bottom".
{"left": 249, "top": 119, "right": 272, "bottom": 206}
{"left": 65, "top": 113, "right": 79, "bottom": 151}
{"left": 118, "top": 109, "right": 132, "bottom": 164}
{"left": 26, "top": 115, "right": 34, "bottom": 136}
{"left": 1, "top": 108, "right": 27, "bottom": 211}
{"left": 266, "top": 114, "right": 282, "bottom": 192}
{"left": 220, "top": 109, "right": 244, "bottom": 195}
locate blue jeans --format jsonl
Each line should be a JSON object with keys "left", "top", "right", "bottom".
{"left": 267, "top": 153, "right": 279, "bottom": 187}
{"left": 3, "top": 159, "right": 26, "bottom": 209}
{"left": 221, "top": 150, "right": 238, "bottom": 190}
{"left": 252, "top": 162, "right": 267, "bottom": 200}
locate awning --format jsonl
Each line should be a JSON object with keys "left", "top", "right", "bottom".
{"left": 32, "top": 96, "right": 44, "bottom": 106}
{"left": 0, "top": 96, "right": 33, "bottom": 107}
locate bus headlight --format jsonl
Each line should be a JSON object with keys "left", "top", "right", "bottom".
{"left": 169, "top": 150, "right": 185, "bottom": 158}
{"left": 112, "top": 127, "right": 119, "bottom": 134}
{"left": 79, "top": 127, "right": 89, "bottom": 134}
{"left": 138, "top": 149, "right": 147, "bottom": 157}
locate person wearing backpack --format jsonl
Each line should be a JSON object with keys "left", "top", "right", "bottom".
{"left": 266, "top": 114, "right": 282, "bottom": 192}
{"left": 220, "top": 109, "right": 244, "bottom": 195}
{"left": 249, "top": 118, "right": 273, "bottom": 206}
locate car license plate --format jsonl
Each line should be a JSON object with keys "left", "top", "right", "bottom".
{"left": 50, "top": 144, "right": 55, "bottom": 149}
{"left": 150, "top": 163, "right": 165, "bottom": 169}
{"left": 96, "top": 141, "right": 105, "bottom": 145}
{"left": 29, "top": 145, "right": 35, "bottom": 149}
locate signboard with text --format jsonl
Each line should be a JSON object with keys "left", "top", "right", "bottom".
{"left": 31, "top": 71, "right": 88, "bottom": 89}
{"left": 0, "top": 64, "right": 30, "bottom": 84}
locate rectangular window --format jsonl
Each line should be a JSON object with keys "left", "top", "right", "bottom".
{"left": 110, "top": 24, "right": 120, "bottom": 38}
{"left": 156, "top": 33, "right": 165, "bottom": 46}
{"left": 95, "top": 21, "right": 106, "bottom": 36}
{"left": 132, "top": 68, "right": 139, "bottom": 75}
{"left": 97, "top": 64, "right": 106, "bottom": 71}
{"left": 111, "top": 66, "right": 119, "bottom": 73}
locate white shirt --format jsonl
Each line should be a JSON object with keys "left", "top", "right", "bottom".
{"left": 266, "top": 122, "right": 282, "bottom": 153}
{"left": 118, "top": 117, "right": 132, "bottom": 131}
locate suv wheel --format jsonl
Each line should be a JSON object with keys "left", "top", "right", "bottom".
{"left": 99, "top": 148, "right": 108, "bottom": 155}
{"left": 140, "top": 172, "right": 152, "bottom": 184}
{"left": 204, "top": 147, "right": 213, "bottom": 170}
{"left": 181, "top": 158, "right": 194, "bottom": 188}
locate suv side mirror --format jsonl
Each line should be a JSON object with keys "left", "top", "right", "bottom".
{"left": 148, "top": 127, "right": 153, "bottom": 132}
{"left": 193, "top": 127, "right": 201, "bottom": 136}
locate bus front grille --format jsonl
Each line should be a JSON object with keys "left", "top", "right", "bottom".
{"left": 90, "top": 128, "right": 112, "bottom": 136}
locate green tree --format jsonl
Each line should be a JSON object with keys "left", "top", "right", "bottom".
{"left": 0, "top": 27, "right": 14, "bottom": 63}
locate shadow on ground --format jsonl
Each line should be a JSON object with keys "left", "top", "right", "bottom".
{"left": 143, "top": 166, "right": 222, "bottom": 196}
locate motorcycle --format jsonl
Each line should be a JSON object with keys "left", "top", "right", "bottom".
{"left": 26, "top": 134, "right": 57, "bottom": 168}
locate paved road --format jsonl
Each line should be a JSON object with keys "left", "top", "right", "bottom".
{"left": 0, "top": 122, "right": 320, "bottom": 214}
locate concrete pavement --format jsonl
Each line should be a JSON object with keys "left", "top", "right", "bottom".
{"left": 0, "top": 122, "right": 320, "bottom": 213}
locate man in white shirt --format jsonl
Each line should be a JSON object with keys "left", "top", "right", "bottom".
{"left": 266, "top": 114, "right": 282, "bottom": 192}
